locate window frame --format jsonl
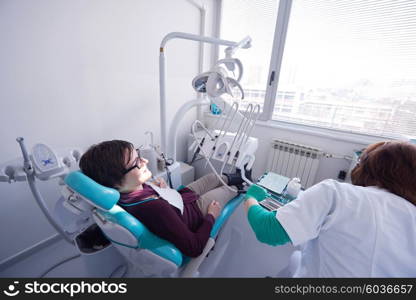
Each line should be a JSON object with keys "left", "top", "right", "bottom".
{"left": 217, "top": 0, "right": 412, "bottom": 141}
{"left": 259, "top": 0, "right": 292, "bottom": 122}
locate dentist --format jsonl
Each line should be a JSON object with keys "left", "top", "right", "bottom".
{"left": 244, "top": 141, "right": 416, "bottom": 277}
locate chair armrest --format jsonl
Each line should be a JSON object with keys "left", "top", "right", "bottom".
{"left": 180, "top": 237, "right": 215, "bottom": 277}
{"left": 210, "top": 194, "right": 245, "bottom": 238}
{"left": 180, "top": 194, "right": 245, "bottom": 276}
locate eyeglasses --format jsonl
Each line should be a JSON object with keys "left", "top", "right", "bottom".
{"left": 356, "top": 151, "right": 367, "bottom": 165}
{"left": 123, "top": 148, "right": 142, "bottom": 175}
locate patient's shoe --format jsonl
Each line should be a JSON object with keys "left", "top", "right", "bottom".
{"left": 223, "top": 165, "right": 253, "bottom": 191}
{"left": 223, "top": 171, "right": 244, "bottom": 187}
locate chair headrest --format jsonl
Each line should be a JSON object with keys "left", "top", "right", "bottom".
{"left": 64, "top": 171, "right": 120, "bottom": 210}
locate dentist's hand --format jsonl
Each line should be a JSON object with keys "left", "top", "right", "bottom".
{"left": 245, "top": 184, "right": 269, "bottom": 202}
{"left": 207, "top": 200, "right": 222, "bottom": 219}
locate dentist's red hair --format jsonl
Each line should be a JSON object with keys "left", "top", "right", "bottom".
{"left": 351, "top": 141, "right": 416, "bottom": 205}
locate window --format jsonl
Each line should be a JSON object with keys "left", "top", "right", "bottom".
{"left": 220, "top": 0, "right": 278, "bottom": 110}
{"left": 220, "top": 0, "right": 416, "bottom": 138}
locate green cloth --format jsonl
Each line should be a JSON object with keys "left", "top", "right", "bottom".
{"left": 245, "top": 184, "right": 269, "bottom": 202}
{"left": 247, "top": 205, "right": 291, "bottom": 246}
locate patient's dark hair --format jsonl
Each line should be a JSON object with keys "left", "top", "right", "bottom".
{"left": 79, "top": 140, "right": 134, "bottom": 188}
{"left": 351, "top": 141, "right": 416, "bottom": 205}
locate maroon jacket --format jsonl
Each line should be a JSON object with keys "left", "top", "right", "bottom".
{"left": 119, "top": 184, "right": 214, "bottom": 257}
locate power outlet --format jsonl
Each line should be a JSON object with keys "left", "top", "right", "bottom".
{"left": 338, "top": 170, "right": 347, "bottom": 181}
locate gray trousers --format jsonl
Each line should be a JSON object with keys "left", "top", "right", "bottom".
{"left": 186, "top": 173, "right": 238, "bottom": 216}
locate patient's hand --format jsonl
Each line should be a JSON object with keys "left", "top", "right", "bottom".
{"left": 207, "top": 200, "right": 222, "bottom": 219}
{"left": 154, "top": 177, "right": 167, "bottom": 188}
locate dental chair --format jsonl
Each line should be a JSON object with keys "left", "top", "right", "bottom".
{"left": 63, "top": 171, "right": 244, "bottom": 277}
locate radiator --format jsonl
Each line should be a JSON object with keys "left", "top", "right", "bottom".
{"left": 267, "top": 139, "right": 323, "bottom": 188}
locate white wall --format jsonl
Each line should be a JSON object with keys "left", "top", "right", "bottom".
{"left": 0, "top": 0, "right": 216, "bottom": 261}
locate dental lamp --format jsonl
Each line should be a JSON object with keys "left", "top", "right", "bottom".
{"left": 159, "top": 32, "right": 251, "bottom": 157}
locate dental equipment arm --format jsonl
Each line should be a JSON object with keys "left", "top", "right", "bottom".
{"left": 180, "top": 237, "right": 215, "bottom": 277}
{"left": 167, "top": 98, "right": 210, "bottom": 162}
{"left": 229, "top": 104, "right": 261, "bottom": 172}
{"left": 16, "top": 137, "right": 74, "bottom": 244}
{"left": 210, "top": 97, "right": 247, "bottom": 131}
{"left": 219, "top": 104, "right": 253, "bottom": 176}
{"left": 245, "top": 184, "right": 270, "bottom": 202}
{"left": 218, "top": 102, "right": 259, "bottom": 176}
{"left": 189, "top": 99, "right": 258, "bottom": 187}
{"left": 225, "top": 36, "right": 252, "bottom": 58}
{"left": 217, "top": 58, "right": 244, "bottom": 82}
{"left": 204, "top": 101, "right": 239, "bottom": 168}
{"left": 159, "top": 32, "right": 251, "bottom": 155}
{"left": 16, "top": 137, "right": 34, "bottom": 175}
{"left": 191, "top": 121, "right": 238, "bottom": 193}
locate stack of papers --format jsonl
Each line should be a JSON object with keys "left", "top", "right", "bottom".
{"left": 257, "top": 172, "right": 290, "bottom": 195}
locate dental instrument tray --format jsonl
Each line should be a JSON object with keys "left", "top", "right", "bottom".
{"left": 257, "top": 172, "right": 290, "bottom": 195}
{"left": 259, "top": 197, "right": 284, "bottom": 211}
{"left": 257, "top": 172, "right": 291, "bottom": 211}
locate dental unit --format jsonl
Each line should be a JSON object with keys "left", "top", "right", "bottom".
{"left": 0, "top": 32, "right": 273, "bottom": 278}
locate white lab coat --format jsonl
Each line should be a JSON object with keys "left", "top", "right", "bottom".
{"left": 276, "top": 179, "right": 416, "bottom": 277}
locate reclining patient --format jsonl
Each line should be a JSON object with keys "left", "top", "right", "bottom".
{"left": 79, "top": 140, "right": 238, "bottom": 257}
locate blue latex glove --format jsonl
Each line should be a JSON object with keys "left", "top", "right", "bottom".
{"left": 245, "top": 184, "right": 270, "bottom": 202}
